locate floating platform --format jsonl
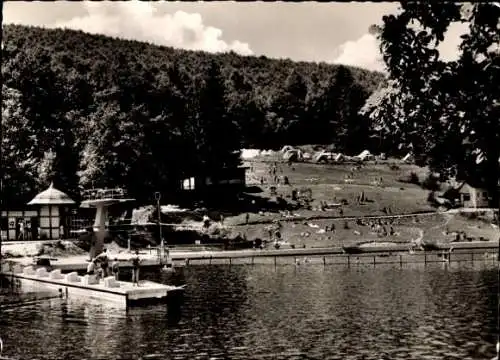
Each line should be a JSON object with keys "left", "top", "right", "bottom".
{"left": 2, "top": 266, "right": 184, "bottom": 308}
{"left": 422, "top": 240, "right": 500, "bottom": 251}
{"left": 342, "top": 242, "right": 412, "bottom": 254}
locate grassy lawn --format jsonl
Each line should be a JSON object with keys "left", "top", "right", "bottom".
{"left": 235, "top": 158, "right": 434, "bottom": 220}
{"left": 211, "top": 157, "right": 496, "bottom": 248}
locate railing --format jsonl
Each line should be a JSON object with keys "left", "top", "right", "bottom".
{"left": 81, "top": 188, "right": 128, "bottom": 201}
{"left": 166, "top": 249, "right": 499, "bottom": 268}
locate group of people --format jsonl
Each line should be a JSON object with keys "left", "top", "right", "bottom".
{"left": 17, "top": 220, "right": 31, "bottom": 240}
{"left": 86, "top": 249, "right": 119, "bottom": 280}
{"left": 16, "top": 221, "right": 66, "bottom": 240}
{"left": 86, "top": 249, "right": 143, "bottom": 286}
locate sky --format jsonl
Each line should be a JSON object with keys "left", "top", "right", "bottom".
{"left": 3, "top": 1, "right": 469, "bottom": 73}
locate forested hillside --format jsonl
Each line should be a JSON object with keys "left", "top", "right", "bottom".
{"left": 2, "top": 24, "right": 385, "bottom": 204}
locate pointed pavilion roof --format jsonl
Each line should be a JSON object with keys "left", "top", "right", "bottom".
{"left": 27, "top": 183, "right": 76, "bottom": 205}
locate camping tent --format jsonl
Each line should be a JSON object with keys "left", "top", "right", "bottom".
{"left": 314, "top": 151, "right": 333, "bottom": 163}
{"left": 281, "top": 145, "right": 294, "bottom": 153}
{"left": 356, "top": 150, "right": 374, "bottom": 161}
{"left": 333, "top": 153, "right": 344, "bottom": 162}
{"left": 241, "top": 149, "right": 261, "bottom": 160}
{"left": 283, "top": 149, "right": 303, "bottom": 162}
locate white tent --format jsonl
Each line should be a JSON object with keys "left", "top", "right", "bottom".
{"left": 313, "top": 151, "right": 333, "bottom": 163}
{"left": 281, "top": 145, "right": 294, "bottom": 153}
{"left": 356, "top": 150, "right": 374, "bottom": 161}
{"left": 241, "top": 149, "right": 260, "bottom": 160}
{"left": 333, "top": 153, "right": 344, "bottom": 162}
{"left": 283, "top": 149, "right": 303, "bottom": 161}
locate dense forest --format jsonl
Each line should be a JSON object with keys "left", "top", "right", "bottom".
{"left": 2, "top": 24, "right": 386, "bottom": 205}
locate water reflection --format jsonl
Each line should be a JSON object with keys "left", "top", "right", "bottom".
{"left": 0, "top": 263, "right": 498, "bottom": 359}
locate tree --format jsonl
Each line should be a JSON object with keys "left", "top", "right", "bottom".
{"left": 365, "top": 3, "right": 500, "bottom": 202}
{"left": 270, "top": 69, "right": 308, "bottom": 145}
{"left": 2, "top": 46, "right": 82, "bottom": 199}
{"left": 226, "top": 70, "right": 265, "bottom": 148}
{"left": 1, "top": 85, "right": 39, "bottom": 204}
{"left": 2, "top": 24, "right": 386, "bottom": 203}
{"left": 192, "top": 61, "right": 241, "bottom": 171}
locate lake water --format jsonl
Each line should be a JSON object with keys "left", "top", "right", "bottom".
{"left": 0, "top": 262, "right": 498, "bottom": 360}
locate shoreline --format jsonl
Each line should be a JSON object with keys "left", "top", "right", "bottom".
{"left": 2, "top": 243, "right": 498, "bottom": 273}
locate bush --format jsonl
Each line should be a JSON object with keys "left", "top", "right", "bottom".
{"left": 422, "top": 174, "right": 441, "bottom": 191}
{"left": 409, "top": 172, "right": 420, "bottom": 185}
{"left": 427, "top": 191, "right": 437, "bottom": 203}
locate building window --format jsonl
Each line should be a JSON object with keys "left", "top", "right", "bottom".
{"left": 182, "top": 177, "right": 195, "bottom": 190}
{"left": 0, "top": 217, "right": 8, "bottom": 231}
{"left": 463, "top": 193, "right": 471, "bottom": 201}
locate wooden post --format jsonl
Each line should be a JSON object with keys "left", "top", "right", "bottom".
{"left": 49, "top": 205, "right": 53, "bottom": 240}
{"left": 424, "top": 253, "right": 427, "bottom": 265}
{"left": 347, "top": 255, "right": 350, "bottom": 268}
{"left": 252, "top": 256, "right": 254, "bottom": 266}
{"left": 323, "top": 256, "right": 326, "bottom": 266}
{"left": 229, "top": 257, "right": 232, "bottom": 266}
{"left": 400, "top": 255, "right": 403, "bottom": 268}
{"left": 274, "top": 256, "right": 277, "bottom": 267}
{"left": 471, "top": 252, "right": 473, "bottom": 262}
{"left": 373, "top": 256, "right": 376, "bottom": 267}
{"left": 209, "top": 256, "right": 212, "bottom": 265}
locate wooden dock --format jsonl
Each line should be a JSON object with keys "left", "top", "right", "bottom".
{"left": 2, "top": 266, "right": 184, "bottom": 308}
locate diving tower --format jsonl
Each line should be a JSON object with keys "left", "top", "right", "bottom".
{"left": 80, "top": 188, "right": 135, "bottom": 259}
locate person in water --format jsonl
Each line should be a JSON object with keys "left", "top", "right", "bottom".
{"left": 131, "top": 250, "right": 142, "bottom": 286}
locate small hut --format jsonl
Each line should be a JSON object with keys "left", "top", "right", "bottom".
{"left": 27, "top": 183, "right": 75, "bottom": 240}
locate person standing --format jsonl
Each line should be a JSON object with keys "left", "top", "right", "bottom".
{"left": 131, "top": 250, "right": 141, "bottom": 286}
{"left": 96, "top": 249, "right": 109, "bottom": 278}
{"left": 59, "top": 224, "right": 65, "bottom": 239}
{"left": 25, "top": 221, "right": 31, "bottom": 240}
{"left": 87, "top": 259, "right": 96, "bottom": 275}
{"left": 18, "top": 221, "right": 25, "bottom": 241}
{"left": 111, "top": 258, "right": 120, "bottom": 281}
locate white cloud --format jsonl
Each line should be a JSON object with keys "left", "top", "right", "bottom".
{"left": 333, "top": 21, "right": 469, "bottom": 72}
{"left": 52, "top": 1, "right": 253, "bottom": 56}
{"left": 332, "top": 33, "right": 386, "bottom": 72}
